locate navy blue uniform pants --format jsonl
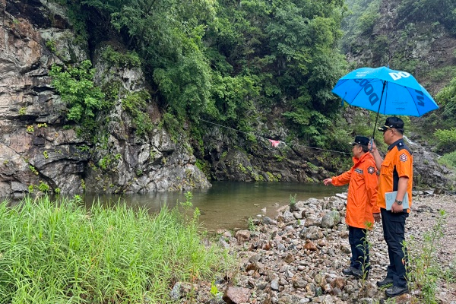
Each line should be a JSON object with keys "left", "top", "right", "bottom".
{"left": 348, "top": 226, "right": 369, "bottom": 271}
{"left": 381, "top": 208, "right": 409, "bottom": 288}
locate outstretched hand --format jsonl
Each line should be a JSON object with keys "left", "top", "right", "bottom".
{"left": 323, "top": 178, "right": 332, "bottom": 186}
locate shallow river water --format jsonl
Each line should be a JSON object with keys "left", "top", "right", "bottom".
{"left": 85, "top": 182, "right": 345, "bottom": 232}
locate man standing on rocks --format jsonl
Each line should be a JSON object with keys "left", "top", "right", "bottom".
{"left": 324, "top": 135, "right": 380, "bottom": 280}
{"left": 370, "top": 117, "right": 413, "bottom": 298}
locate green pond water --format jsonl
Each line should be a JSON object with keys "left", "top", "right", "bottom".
{"left": 85, "top": 182, "right": 346, "bottom": 232}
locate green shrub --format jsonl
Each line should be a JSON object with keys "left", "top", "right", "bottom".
{"left": 38, "top": 181, "right": 50, "bottom": 192}
{"left": 437, "top": 150, "right": 456, "bottom": 171}
{"left": 46, "top": 40, "right": 57, "bottom": 53}
{"left": 434, "top": 128, "right": 456, "bottom": 153}
{"left": 121, "top": 90, "right": 153, "bottom": 137}
{"left": 101, "top": 45, "right": 141, "bottom": 68}
{"left": 49, "top": 60, "right": 107, "bottom": 137}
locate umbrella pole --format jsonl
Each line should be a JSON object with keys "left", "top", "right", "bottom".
{"left": 372, "top": 81, "right": 386, "bottom": 141}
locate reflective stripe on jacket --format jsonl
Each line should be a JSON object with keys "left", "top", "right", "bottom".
{"left": 332, "top": 152, "right": 379, "bottom": 229}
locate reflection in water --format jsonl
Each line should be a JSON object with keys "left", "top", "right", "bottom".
{"left": 84, "top": 182, "right": 346, "bottom": 231}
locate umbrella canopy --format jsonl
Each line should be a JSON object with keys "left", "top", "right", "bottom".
{"left": 332, "top": 66, "right": 439, "bottom": 116}
{"left": 332, "top": 66, "right": 439, "bottom": 138}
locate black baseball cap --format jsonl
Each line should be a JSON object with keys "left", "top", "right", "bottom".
{"left": 350, "top": 135, "right": 369, "bottom": 146}
{"left": 378, "top": 117, "right": 404, "bottom": 132}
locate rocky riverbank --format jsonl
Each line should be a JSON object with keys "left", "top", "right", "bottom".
{"left": 171, "top": 192, "right": 456, "bottom": 303}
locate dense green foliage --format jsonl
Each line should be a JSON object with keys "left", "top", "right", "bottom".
{"left": 101, "top": 45, "right": 141, "bottom": 68}
{"left": 49, "top": 60, "right": 108, "bottom": 139}
{"left": 49, "top": 0, "right": 348, "bottom": 150}
{"left": 205, "top": 0, "right": 347, "bottom": 146}
{"left": 84, "top": 0, "right": 218, "bottom": 124}
{"left": 397, "top": 0, "right": 456, "bottom": 35}
{"left": 434, "top": 128, "right": 456, "bottom": 153}
{"left": 426, "top": 75, "right": 456, "bottom": 154}
{"left": 50, "top": 60, "right": 107, "bottom": 123}
{"left": 434, "top": 76, "right": 456, "bottom": 130}
{"left": 0, "top": 195, "right": 232, "bottom": 303}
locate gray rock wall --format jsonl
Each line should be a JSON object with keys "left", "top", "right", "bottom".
{"left": 347, "top": 0, "right": 456, "bottom": 92}
{"left": 0, "top": 0, "right": 210, "bottom": 197}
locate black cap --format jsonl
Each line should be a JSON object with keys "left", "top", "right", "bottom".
{"left": 378, "top": 117, "right": 404, "bottom": 132}
{"left": 350, "top": 135, "right": 369, "bottom": 146}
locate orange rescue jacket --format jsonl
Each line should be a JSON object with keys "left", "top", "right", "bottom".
{"left": 377, "top": 139, "right": 413, "bottom": 212}
{"left": 332, "top": 152, "right": 380, "bottom": 229}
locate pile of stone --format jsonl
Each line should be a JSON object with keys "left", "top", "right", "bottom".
{"left": 171, "top": 192, "right": 456, "bottom": 304}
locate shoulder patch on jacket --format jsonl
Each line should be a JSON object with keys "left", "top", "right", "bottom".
{"left": 355, "top": 168, "right": 363, "bottom": 174}
{"left": 368, "top": 166, "right": 375, "bottom": 174}
{"left": 400, "top": 153, "right": 408, "bottom": 162}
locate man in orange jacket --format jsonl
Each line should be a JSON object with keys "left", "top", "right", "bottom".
{"left": 370, "top": 117, "right": 413, "bottom": 298}
{"left": 324, "top": 135, "right": 380, "bottom": 279}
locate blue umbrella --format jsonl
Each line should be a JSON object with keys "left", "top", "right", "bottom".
{"left": 332, "top": 66, "right": 439, "bottom": 138}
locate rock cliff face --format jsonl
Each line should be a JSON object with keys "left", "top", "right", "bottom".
{"left": 0, "top": 0, "right": 209, "bottom": 197}
{"left": 199, "top": 126, "right": 335, "bottom": 183}
{"left": 347, "top": 0, "right": 456, "bottom": 94}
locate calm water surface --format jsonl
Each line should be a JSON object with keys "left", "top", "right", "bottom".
{"left": 85, "top": 182, "right": 346, "bottom": 231}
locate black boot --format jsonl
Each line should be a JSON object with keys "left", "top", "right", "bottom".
{"left": 342, "top": 268, "right": 353, "bottom": 276}
{"left": 351, "top": 267, "right": 368, "bottom": 279}
{"left": 385, "top": 285, "right": 409, "bottom": 298}
{"left": 376, "top": 277, "right": 394, "bottom": 287}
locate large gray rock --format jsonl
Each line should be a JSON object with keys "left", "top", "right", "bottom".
{"left": 321, "top": 210, "right": 341, "bottom": 228}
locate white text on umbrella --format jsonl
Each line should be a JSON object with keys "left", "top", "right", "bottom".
{"left": 389, "top": 72, "right": 411, "bottom": 81}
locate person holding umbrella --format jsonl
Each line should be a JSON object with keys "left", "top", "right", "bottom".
{"left": 323, "top": 135, "right": 380, "bottom": 279}
{"left": 331, "top": 66, "right": 438, "bottom": 297}
{"left": 369, "top": 117, "right": 413, "bottom": 298}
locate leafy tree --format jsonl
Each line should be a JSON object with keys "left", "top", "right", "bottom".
{"left": 204, "top": 0, "right": 346, "bottom": 147}
{"left": 210, "top": 74, "right": 260, "bottom": 122}
{"left": 80, "top": 0, "right": 217, "bottom": 123}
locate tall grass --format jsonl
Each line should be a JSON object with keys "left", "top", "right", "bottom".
{"left": 0, "top": 195, "right": 233, "bottom": 303}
